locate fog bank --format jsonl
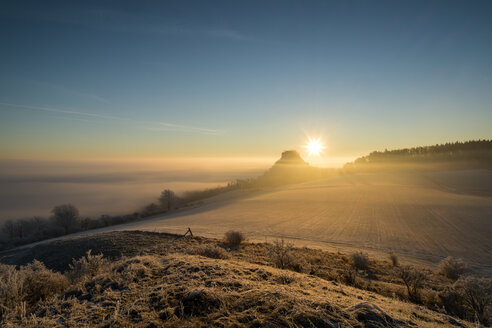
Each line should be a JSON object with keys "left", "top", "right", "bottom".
{"left": 0, "top": 158, "right": 272, "bottom": 221}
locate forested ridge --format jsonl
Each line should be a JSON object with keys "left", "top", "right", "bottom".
{"left": 349, "top": 140, "right": 492, "bottom": 166}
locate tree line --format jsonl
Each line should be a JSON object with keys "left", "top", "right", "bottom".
{"left": 348, "top": 139, "right": 492, "bottom": 166}
{"left": 0, "top": 180, "right": 256, "bottom": 250}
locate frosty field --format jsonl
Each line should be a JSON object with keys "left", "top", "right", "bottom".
{"left": 88, "top": 169, "right": 492, "bottom": 274}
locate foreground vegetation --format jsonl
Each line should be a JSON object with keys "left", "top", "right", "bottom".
{"left": 0, "top": 231, "right": 489, "bottom": 327}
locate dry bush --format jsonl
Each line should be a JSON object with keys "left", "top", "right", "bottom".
{"left": 0, "top": 264, "right": 24, "bottom": 320}
{"left": 289, "top": 257, "right": 312, "bottom": 274}
{"left": 438, "top": 288, "right": 467, "bottom": 318}
{"left": 188, "top": 244, "right": 229, "bottom": 259}
{"left": 269, "top": 239, "right": 295, "bottom": 269}
{"left": 388, "top": 252, "right": 399, "bottom": 267}
{"left": 396, "top": 266, "right": 426, "bottom": 302}
{"left": 66, "top": 250, "right": 108, "bottom": 283}
{"left": 0, "top": 261, "right": 68, "bottom": 321}
{"left": 268, "top": 239, "right": 310, "bottom": 273}
{"left": 453, "top": 275, "right": 492, "bottom": 325}
{"left": 341, "top": 268, "right": 358, "bottom": 286}
{"left": 350, "top": 252, "right": 369, "bottom": 271}
{"left": 224, "top": 230, "right": 245, "bottom": 248}
{"left": 439, "top": 257, "right": 469, "bottom": 280}
{"left": 275, "top": 272, "right": 298, "bottom": 284}
{"left": 22, "top": 260, "right": 69, "bottom": 306}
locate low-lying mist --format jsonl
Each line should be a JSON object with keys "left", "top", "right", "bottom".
{"left": 0, "top": 157, "right": 273, "bottom": 222}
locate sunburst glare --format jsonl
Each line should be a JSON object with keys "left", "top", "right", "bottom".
{"left": 304, "top": 137, "right": 324, "bottom": 156}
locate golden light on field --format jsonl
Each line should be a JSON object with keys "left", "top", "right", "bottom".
{"left": 304, "top": 137, "right": 324, "bottom": 156}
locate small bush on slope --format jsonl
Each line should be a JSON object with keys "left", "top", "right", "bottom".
{"left": 439, "top": 257, "right": 469, "bottom": 280}
{"left": 350, "top": 252, "right": 369, "bottom": 271}
{"left": 396, "top": 266, "right": 426, "bottom": 303}
{"left": 269, "top": 239, "right": 294, "bottom": 269}
{"left": 66, "top": 250, "right": 107, "bottom": 283}
{"left": 224, "top": 230, "right": 245, "bottom": 248}
{"left": 453, "top": 275, "right": 492, "bottom": 325}
{"left": 268, "top": 239, "right": 311, "bottom": 273}
{"left": 389, "top": 252, "right": 399, "bottom": 267}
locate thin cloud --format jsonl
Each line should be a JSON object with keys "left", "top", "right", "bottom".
{"left": 18, "top": 7, "right": 249, "bottom": 42}
{"left": 30, "top": 80, "right": 111, "bottom": 105}
{"left": 0, "top": 102, "right": 222, "bottom": 135}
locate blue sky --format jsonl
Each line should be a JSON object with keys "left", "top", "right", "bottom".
{"left": 0, "top": 0, "right": 491, "bottom": 162}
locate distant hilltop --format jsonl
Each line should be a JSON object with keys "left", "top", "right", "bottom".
{"left": 274, "top": 150, "right": 309, "bottom": 166}
{"left": 256, "top": 150, "right": 333, "bottom": 186}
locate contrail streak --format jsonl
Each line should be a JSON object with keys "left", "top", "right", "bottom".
{"left": 0, "top": 102, "right": 222, "bottom": 135}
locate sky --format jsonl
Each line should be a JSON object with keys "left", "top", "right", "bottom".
{"left": 1, "top": 0, "right": 491, "bottom": 164}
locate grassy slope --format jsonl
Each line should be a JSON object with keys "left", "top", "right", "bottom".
{"left": 1, "top": 231, "right": 476, "bottom": 327}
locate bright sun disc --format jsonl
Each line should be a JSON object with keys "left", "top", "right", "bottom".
{"left": 304, "top": 137, "right": 324, "bottom": 156}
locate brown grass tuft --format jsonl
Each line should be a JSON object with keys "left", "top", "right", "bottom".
{"left": 187, "top": 244, "right": 229, "bottom": 259}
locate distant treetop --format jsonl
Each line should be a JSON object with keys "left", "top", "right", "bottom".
{"left": 349, "top": 140, "right": 492, "bottom": 167}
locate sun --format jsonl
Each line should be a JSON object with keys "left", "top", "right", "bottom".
{"left": 304, "top": 137, "right": 324, "bottom": 156}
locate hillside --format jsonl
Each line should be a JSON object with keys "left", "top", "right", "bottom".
{"left": 0, "top": 231, "right": 479, "bottom": 327}
{"left": 47, "top": 169, "right": 492, "bottom": 276}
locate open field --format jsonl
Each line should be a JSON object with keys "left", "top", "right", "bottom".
{"left": 29, "top": 169, "right": 491, "bottom": 275}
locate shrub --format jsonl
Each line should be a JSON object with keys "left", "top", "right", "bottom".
{"left": 0, "top": 261, "right": 68, "bottom": 321}
{"left": 289, "top": 257, "right": 312, "bottom": 274}
{"left": 438, "top": 288, "right": 466, "bottom": 318}
{"left": 350, "top": 252, "right": 369, "bottom": 271}
{"left": 453, "top": 275, "right": 492, "bottom": 325}
{"left": 269, "top": 239, "right": 295, "bottom": 269}
{"left": 0, "top": 264, "right": 24, "bottom": 320}
{"left": 396, "top": 266, "right": 426, "bottom": 302}
{"left": 275, "top": 272, "right": 297, "bottom": 284}
{"left": 21, "top": 261, "right": 68, "bottom": 306}
{"left": 224, "top": 230, "right": 245, "bottom": 248}
{"left": 341, "top": 268, "right": 358, "bottom": 286}
{"left": 388, "top": 252, "right": 399, "bottom": 267}
{"left": 66, "top": 250, "right": 107, "bottom": 283}
{"left": 439, "top": 257, "right": 469, "bottom": 280}
{"left": 188, "top": 245, "right": 229, "bottom": 259}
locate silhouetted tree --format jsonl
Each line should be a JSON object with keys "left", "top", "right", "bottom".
{"left": 51, "top": 204, "right": 80, "bottom": 234}
{"left": 159, "top": 189, "right": 178, "bottom": 211}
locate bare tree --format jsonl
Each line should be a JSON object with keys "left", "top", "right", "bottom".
{"left": 1, "top": 220, "right": 19, "bottom": 239}
{"left": 396, "top": 266, "right": 426, "bottom": 302}
{"left": 454, "top": 275, "right": 492, "bottom": 325}
{"left": 51, "top": 204, "right": 80, "bottom": 234}
{"left": 159, "top": 189, "right": 178, "bottom": 211}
